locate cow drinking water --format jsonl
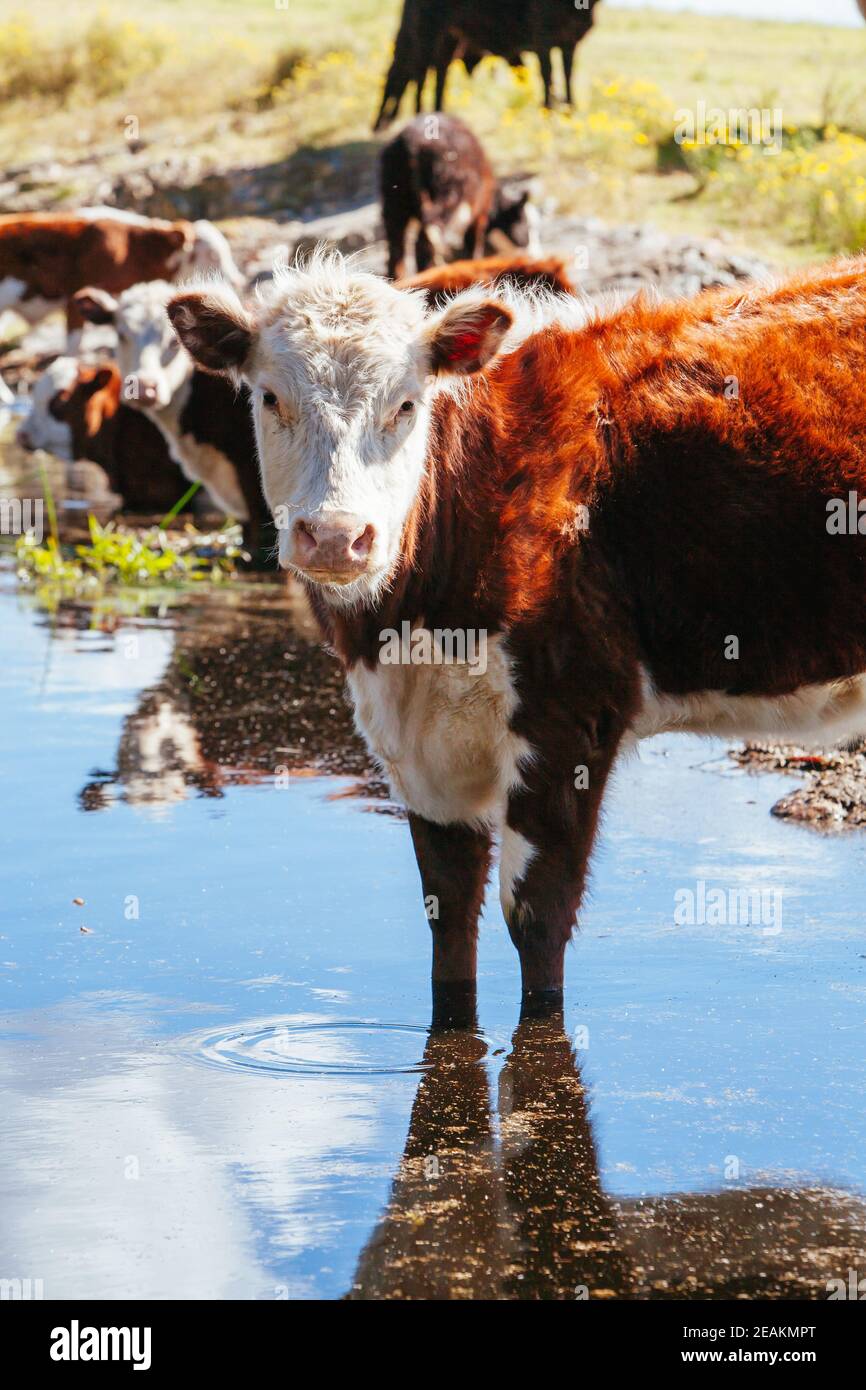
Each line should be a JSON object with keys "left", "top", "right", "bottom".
{"left": 17, "top": 358, "right": 188, "bottom": 513}
{"left": 168, "top": 251, "right": 866, "bottom": 1007}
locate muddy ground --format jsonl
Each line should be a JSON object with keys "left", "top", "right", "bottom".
{"left": 731, "top": 741, "right": 866, "bottom": 832}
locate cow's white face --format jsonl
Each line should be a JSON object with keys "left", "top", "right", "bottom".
{"left": 74, "top": 281, "right": 191, "bottom": 411}
{"left": 167, "top": 254, "right": 512, "bottom": 608}
{"left": 16, "top": 356, "right": 78, "bottom": 457}
{"left": 250, "top": 281, "right": 434, "bottom": 602}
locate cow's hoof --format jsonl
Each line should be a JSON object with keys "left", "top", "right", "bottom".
{"left": 519, "top": 987, "right": 564, "bottom": 1021}
{"left": 430, "top": 979, "right": 477, "bottom": 1031}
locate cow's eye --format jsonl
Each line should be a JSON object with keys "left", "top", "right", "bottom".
{"left": 399, "top": 400, "right": 415, "bottom": 415}
{"left": 262, "top": 390, "right": 278, "bottom": 409}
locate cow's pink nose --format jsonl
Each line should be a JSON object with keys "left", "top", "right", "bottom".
{"left": 291, "top": 513, "right": 376, "bottom": 579}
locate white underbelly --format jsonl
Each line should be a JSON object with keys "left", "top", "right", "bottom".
{"left": 347, "top": 632, "right": 530, "bottom": 825}
{"left": 634, "top": 666, "right": 866, "bottom": 745}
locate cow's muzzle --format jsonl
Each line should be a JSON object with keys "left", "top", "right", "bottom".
{"left": 288, "top": 512, "right": 377, "bottom": 584}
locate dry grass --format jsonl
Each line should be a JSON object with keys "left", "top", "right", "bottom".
{"left": 2, "top": 3, "right": 866, "bottom": 260}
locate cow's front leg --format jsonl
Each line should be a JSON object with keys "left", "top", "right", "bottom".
{"left": 501, "top": 729, "right": 621, "bottom": 1008}
{"left": 414, "top": 225, "right": 436, "bottom": 273}
{"left": 462, "top": 214, "right": 487, "bottom": 261}
{"left": 408, "top": 813, "right": 492, "bottom": 1023}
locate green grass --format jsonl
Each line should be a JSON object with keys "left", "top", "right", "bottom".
{"left": 15, "top": 514, "right": 245, "bottom": 593}
{"left": 2, "top": 3, "right": 866, "bottom": 260}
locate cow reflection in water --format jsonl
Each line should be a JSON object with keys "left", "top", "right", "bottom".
{"left": 348, "top": 1007, "right": 627, "bottom": 1301}
{"left": 66, "top": 600, "right": 866, "bottom": 1296}
{"left": 77, "top": 590, "right": 376, "bottom": 813}
{"left": 80, "top": 691, "right": 216, "bottom": 812}
{"left": 348, "top": 1005, "right": 866, "bottom": 1300}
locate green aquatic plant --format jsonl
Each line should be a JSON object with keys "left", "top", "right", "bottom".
{"left": 159, "top": 479, "right": 202, "bottom": 528}
{"left": 15, "top": 514, "right": 245, "bottom": 593}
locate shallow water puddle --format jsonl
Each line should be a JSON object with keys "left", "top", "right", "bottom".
{"left": 3, "top": 571, "right": 866, "bottom": 1298}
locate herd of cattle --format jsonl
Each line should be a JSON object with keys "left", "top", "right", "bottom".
{"left": 8, "top": 26, "right": 866, "bottom": 1004}
{"left": 1, "top": 115, "right": 572, "bottom": 566}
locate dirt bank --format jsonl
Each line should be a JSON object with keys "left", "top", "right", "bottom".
{"left": 731, "top": 741, "right": 866, "bottom": 831}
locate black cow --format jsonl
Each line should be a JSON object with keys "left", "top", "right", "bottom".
{"left": 374, "top": 0, "right": 599, "bottom": 129}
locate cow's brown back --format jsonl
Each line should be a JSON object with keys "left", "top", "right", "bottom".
{"left": 397, "top": 253, "right": 575, "bottom": 306}
{"left": 0, "top": 214, "right": 191, "bottom": 309}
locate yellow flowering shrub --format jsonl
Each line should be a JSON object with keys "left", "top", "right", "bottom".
{"left": 690, "top": 126, "right": 866, "bottom": 253}
{"left": 0, "top": 13, "right": 167, "bottom": 103}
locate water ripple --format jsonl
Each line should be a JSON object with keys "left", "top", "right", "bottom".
{"left": 184, "top": 1017, "right": 467, "bottom": 1078}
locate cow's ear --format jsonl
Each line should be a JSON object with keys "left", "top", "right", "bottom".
{"left": 167, "top": 287, "right": 254, "bottom": 375}
{"left": 425, "top": 298, "right": 513, "bottom": 375}
{"left": 73, "top": 287, "right": 119, "bottom": 325}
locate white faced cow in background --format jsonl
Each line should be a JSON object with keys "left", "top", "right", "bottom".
{"left": 72, "top": 281, "right": 273, "bottom": 563}
{"left": 168, "top": 250, "right": 866, "bottom": 1013}
{"left": 14, "top": 356, "right": 81, "bottom": 456}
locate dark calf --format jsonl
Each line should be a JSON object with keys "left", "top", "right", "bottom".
{"left": 381, "top": 115, "right": 538, "bottom": 279}
{"left": 47, "top": 362, "right": 189, "bottom": 513}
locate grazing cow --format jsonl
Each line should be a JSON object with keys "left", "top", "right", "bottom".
{"left": 0, "top": 210, "right": 244, "bottom": 348}
{"left": 374, "top": 0, "right": 599, "bottom": 128}
{"left": 381, "top": 115, "right": 539, "bottom": 279}
{"left": 441, "top": 0, "right": 600, "bottom": 110}
{"left": 15, "top": 357, "right": 82, "bottom": 457}
{"left": 72, "top": 282, "right": 273, "bottom": 564}
{"left": 397, "top": 252, "right": 575, "bottom": 306}
{"left": 17, "top": 358, "right": 189, "bottom": 513}
{"left": 168, "top": 252, "right": 866, "bottom": 1006}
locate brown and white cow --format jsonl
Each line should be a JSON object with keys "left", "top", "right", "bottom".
{"left": 0, "top": 210, "right": 243, "bottom": 349}
{"left": 168, "top": 251, "right": 866, "bottom": 1007}
{"left": 397, "top": 252, "right": 575, "bottom": 306}
{"left": 14, "top": 356, "right": 81, "bottom": 457}
{"left": 72, "top": 282, "right": 273, "bottom": 564}
{"left": 17, "top": 358, "right": 188, "bottom": 513}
